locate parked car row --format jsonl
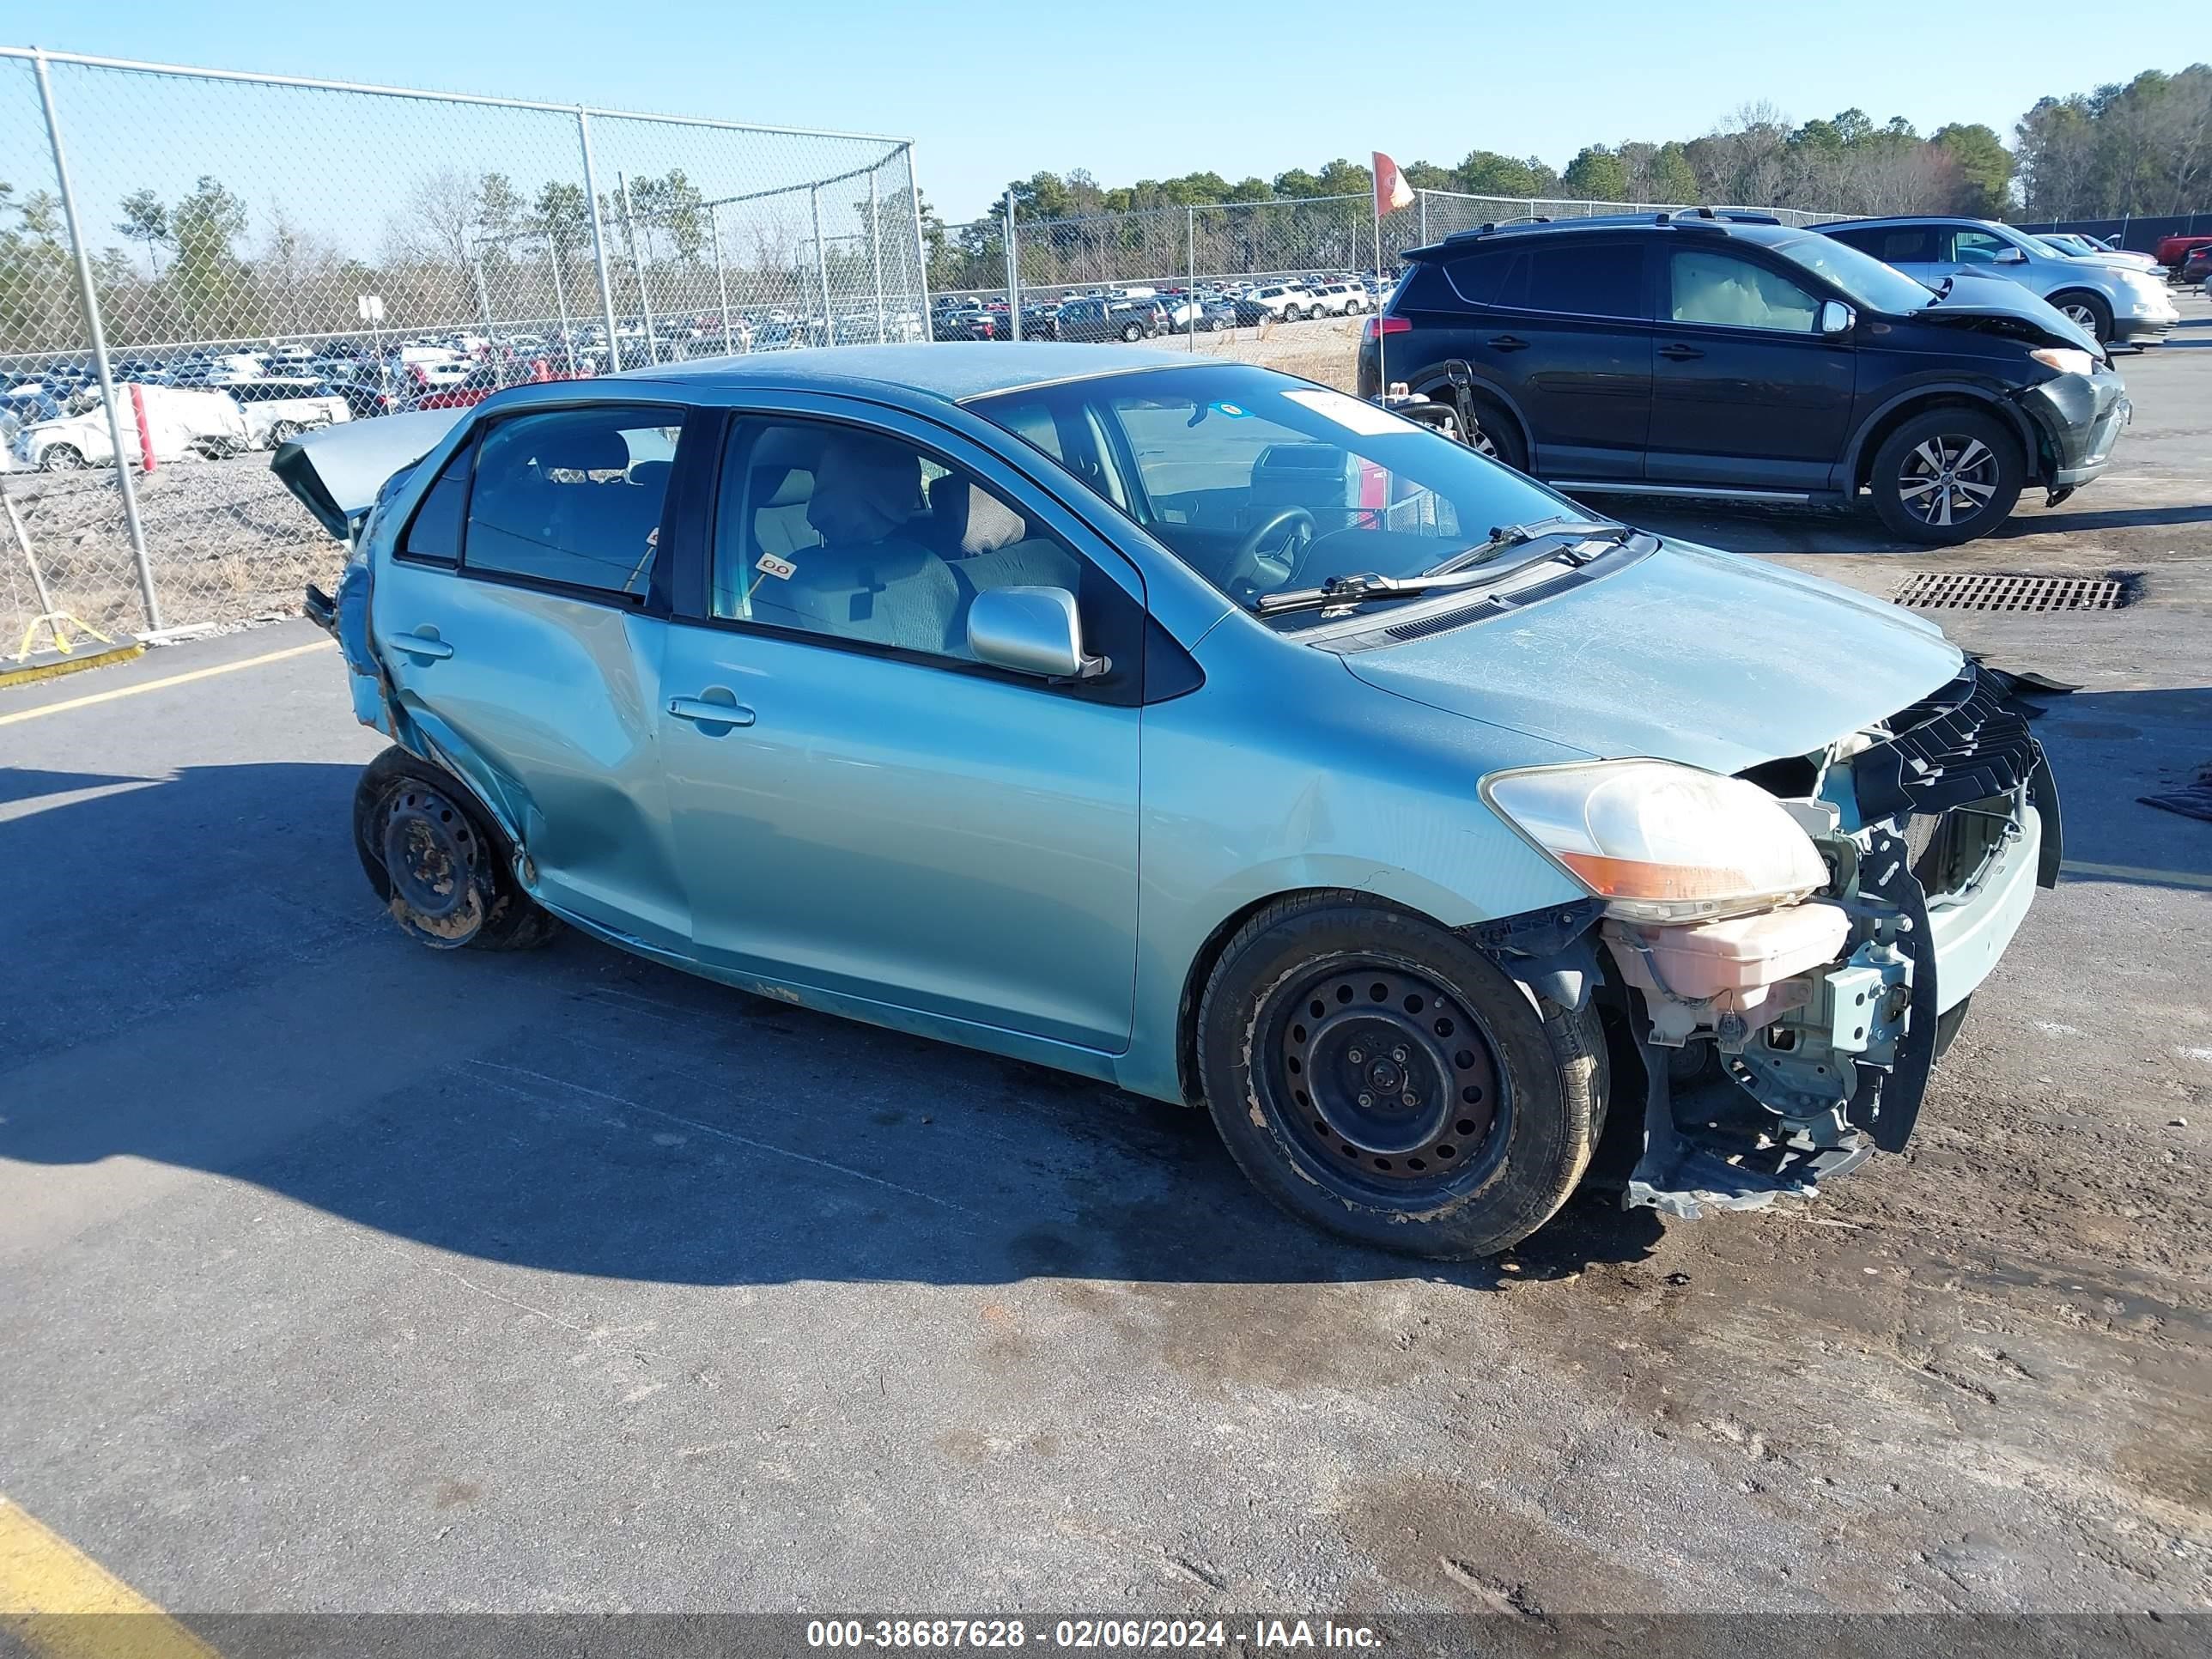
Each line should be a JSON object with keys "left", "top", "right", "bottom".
{"left": 1358, "top": 208, "right": 2138, "bottom": 545}
{"left": 7, "top": 381, "right": 349, "bottom": 471}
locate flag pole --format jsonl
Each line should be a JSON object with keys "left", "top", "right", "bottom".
{"left": 1372, "top": 156, "right": 1387, "bottom": 398}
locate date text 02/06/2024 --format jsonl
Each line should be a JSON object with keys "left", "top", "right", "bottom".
{"left": 805, "top": 1618, "right": 1382, "bottom": 1649}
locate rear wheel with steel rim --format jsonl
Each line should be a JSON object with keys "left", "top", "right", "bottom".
{"left": 1198, "top": 895, "right": 1607, "bottom": 1258}
{"left": 352, "top": 745, "right": 562, "bottom": 951}
{"left": 1868, "top": 407, "right": 2023, "bottom": 546}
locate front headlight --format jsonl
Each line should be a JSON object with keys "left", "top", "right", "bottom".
{"left": 2030, "top": 347, "right": 2095, "bottom": 375}
{"left": 1484, "top": 760, "right": 1829, "bottom": 924}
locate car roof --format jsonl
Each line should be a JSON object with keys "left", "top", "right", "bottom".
{"left": 612, "top": 342, "right": 1194, "bottom": 404}
{"left": 1818, "top": 215, "right": 1999, "bottom": 229}
{"left": 1413, "top": 210, "right": 1800, "bottom": 259}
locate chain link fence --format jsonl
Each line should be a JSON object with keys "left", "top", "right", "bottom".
{"left": 0, "top": 48, "right": 926, "bottom": 654}
{"left": 930, "top": 188, "right": 1845, "bottom": 391}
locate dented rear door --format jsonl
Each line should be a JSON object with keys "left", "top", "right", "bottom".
{"left": 370, "top": 401, "right": 696, "bottom": 954}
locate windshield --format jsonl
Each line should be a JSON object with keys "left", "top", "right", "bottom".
{"left": 1771, "top": 232, "right": 1936, "bottom": 314}
{"left": 966, "top": 363, "right": 1588, "bottom": 624}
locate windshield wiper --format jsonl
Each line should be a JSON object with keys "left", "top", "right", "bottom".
{"left": 1421, "top": 518, "right": 1626, "bottom": 576}
{"left": 1253, "top": 524, "right": 1634, "bottom": 617}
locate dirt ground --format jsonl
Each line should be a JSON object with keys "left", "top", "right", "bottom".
{"left": 0, "top": 304, "right": 2206, "bottom": 1641}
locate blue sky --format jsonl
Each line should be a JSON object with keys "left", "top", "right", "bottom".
{"left": 21, "top": 0, "right": 2211, "bottom": 222}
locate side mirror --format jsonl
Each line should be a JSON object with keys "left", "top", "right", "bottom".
{"left": 1817, "top": 300, "right": 1856, "bottom": 337}
{"left": 967, "top": 586, "right": 1109, "bottom": 681}
{"left": 1996, "top": 246, "right": 2029, "bottom": 265}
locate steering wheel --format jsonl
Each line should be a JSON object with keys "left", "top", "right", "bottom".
{"left": 1223, "top": 506, "right": 1317, "bottom": 599}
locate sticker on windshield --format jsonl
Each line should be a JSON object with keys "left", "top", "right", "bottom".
{"left": 1280, "top": 387, "right": 1411, "bottom": 436}
{"left": 1208, "top": 401, "right": 1252, "bottom": 419}
{"left": 756, "top": 553, "right": 798, "bottom": 580}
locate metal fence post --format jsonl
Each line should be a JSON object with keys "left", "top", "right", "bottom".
{"left": 618, "top": 173, "right": 659, "bottom": 365}
{"left": 1418, "top": 190, "right": 1429, "bottom": 246}
{"left": 576, "top": 108, "right": 623, "bottom": 373}
{"left": 869, "top": 169, "right": 887, "bottom": 343}
{"left": 546, "top": 237, "right": 574, "bottom": 374}
{"left": 33, "top": 49, "right": 161, "bottom": 630}
{"left": 810, "top": 184, "right": 835, "bottom": 344}
{"left": 905, "top": 143, "right": 933, "bottom": 334}
{"left": 1002, "top": 190, "right": 1021, "bottom": 342}
{"left": 708, "top": 210, "right": 733, "bottom": 350}
{"left": 1185, "top": 204, "right": 1197, "bottom": 352}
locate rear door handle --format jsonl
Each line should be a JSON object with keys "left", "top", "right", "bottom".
{"left": 1488, "top": 334, "right": 1529, "bottom": 351}
{"left": 1659, "top": 343, "right": 1705, "bottom": 361}
{"left": 394, "top": 629, "right": 453, "bottom": 660}
{"left": 668, "top": 695, "right": 755, "bottom": 728}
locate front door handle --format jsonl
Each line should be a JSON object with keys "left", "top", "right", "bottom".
{"left": 668, "top": 694, "right": 755, "bottom": 728}
{"left": 394, "top": 629, "right": 453, "bottom": 660}
{"left": 1488, "top": 334, "right": 1529, "bottom": 351}
{"left": 1659, "top": 343, "right": 1705, "bottom": 362}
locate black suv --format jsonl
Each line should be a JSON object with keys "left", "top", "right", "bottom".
{"left": 1357, "top": 210, "right": 2130, "bottom": 544}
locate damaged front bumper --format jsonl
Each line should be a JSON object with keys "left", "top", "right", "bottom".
{"left": 1492, "top": 664, "right": 2061, "bottom": 1221}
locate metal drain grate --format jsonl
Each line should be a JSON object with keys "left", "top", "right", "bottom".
{"left": 1892, "top": 572, "right": 2124, "bottom": 613}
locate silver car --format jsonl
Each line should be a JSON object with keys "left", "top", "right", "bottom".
{"left": 1819, "top": 216, "right": 2179, "bottom": 347}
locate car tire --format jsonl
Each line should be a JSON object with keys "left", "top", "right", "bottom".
{"left": 2050, "top": 290, "right": 2112, "bottom": 344}
{"left": 269, "top": 420, "right": 301, "bottom": 447}
{"left": 1452, "top": 390, "right": 1527, "bottom": 471}
{"left": 1281, "top": 304, "right": 1303, "bottom": 323}
{"left": 353, "top": 746, "right": 563, "bottom": 952}
{"left": 1196, "top": 892, "right": 1607, "bottom": 1259}
{"left": 40, "top": 443, "right": 85, "bottom": 471}
{"left": 1119, "top": 321, "right": 1145, "bottom": 343}
{"left": 1868, "top": 407, "right": 2024, "bottom": 546}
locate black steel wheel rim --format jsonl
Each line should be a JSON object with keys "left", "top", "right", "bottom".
{"left": 1897, "top": 434, "right": 1999, "bottom": 529}
{"left": 379, "top": 786, "right": 481, "bottom": 923}
{"left": 1261, "top": 959, "right": 1505, "bottom": 1199}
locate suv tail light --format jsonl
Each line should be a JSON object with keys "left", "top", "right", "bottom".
{"left": 1363, "top": 315, "right": 1410, "bottom": 343}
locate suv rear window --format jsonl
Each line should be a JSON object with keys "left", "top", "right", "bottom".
{"left": 1443, "top": 240, "right": 1644, "bottom": 319}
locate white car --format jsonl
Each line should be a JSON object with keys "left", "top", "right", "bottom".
{"left": 1311, "top": 282, "right": 1371, "bottom": 316}
{"left": 225, "top": 377, "right": 353, "bottom": 448}
{"left": 2036, "top": 232, "right": 2161, "bottom": 273}
{"left": 1249, "top": 283, "right": 1322, "bottom": 321}
{"left": 11, "top": 385, "right": 249, "bottom": 471}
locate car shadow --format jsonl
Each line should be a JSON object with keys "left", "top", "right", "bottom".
{"left": 0, "top": 761, "right": 1662, "bottom": 1291}
{"left": 7, "top": 687, "right": 2197, "bottom": 1293}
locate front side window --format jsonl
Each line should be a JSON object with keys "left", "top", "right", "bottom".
{"left": 463, "top": 405, "right": 681, "bottom": 599}
{"left": 710, "top": 419, "right": 1092, "bottom": 665}
{"left": 1668, "top": 249, "right": 1820, "bottom": 332}
{"left": 969, "top": 363, "right": 1577, "bottom": 623}
{"left": 1951, "top": 228, "right": 2015, "bottom": 264}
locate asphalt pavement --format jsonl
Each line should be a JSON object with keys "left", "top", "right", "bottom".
{"left": 1, "top": 311, "right": 2207, "bottom": 1632}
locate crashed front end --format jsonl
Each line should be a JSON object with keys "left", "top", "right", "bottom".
{"left": 1485, "top": 664, "right": 2061, "bottom": 1218}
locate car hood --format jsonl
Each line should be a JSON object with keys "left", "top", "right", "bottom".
{"left": 1339, "top": 538, "right": 1964, "bottom": 775}
{"left": 1920, "top": 276, "right": 2102, "bottom": 353}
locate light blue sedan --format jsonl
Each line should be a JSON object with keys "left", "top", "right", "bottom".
{"left": 276, "top": 344, "right": 2058, "bottom": 1258}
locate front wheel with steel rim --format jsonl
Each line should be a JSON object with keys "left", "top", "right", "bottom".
{"left": 1197, "top": 895, "right": 1607, "bottom": 1258}
{"left": 1868, "top": 407, "right": 2023, "bottom": 546}
{"left": 352, "top": 745, "right": 562, "bottom": 951}
{"left": 40, "top": 443, "right": 85, "bottom": 471}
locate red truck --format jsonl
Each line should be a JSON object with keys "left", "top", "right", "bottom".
{"left": 2153, "top": 231, "right": 2212, "bottom": 273}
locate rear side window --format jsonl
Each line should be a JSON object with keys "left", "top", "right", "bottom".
{"left": 1833, "top": 226, "right": 1938, "bottom": 264}
{"left": 462, "top": 406, "right": 684, "bottom": 599}
{"left": 1448, "top": 240, "right": 1644, "bottom": 318}
{"left": 398, "top": 441, "right": 471, "bottom": 566}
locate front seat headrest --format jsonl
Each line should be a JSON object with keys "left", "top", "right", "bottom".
{"left": 807, "top": 434, "right": 921, "bottom": 544}
{"left": 928, "top": 476, "right": 1029, "bottom": 555}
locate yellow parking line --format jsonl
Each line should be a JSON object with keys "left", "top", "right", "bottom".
{"left": 0, "top": 641, "right": 332, "bottom": 726}
{"left": 0, "top": 1496, "right": 220, "bottom": 1658}
{"left": 2062, "top": 859, "right": 2212, "bottom": 890}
